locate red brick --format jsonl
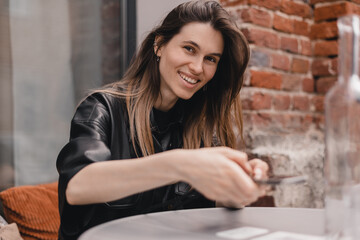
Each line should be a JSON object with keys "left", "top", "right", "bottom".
{"left": 271, "top": 53, "right": 291, "bottom": 71}
{"left": 312, "top": 60, "right": 329, "bottom": 77}
{"left": 250, "top": 70, "right": 282, "bottom": 90}
{"left": 314, "top": 40, "right": 338, "bottom": 57}
{"left": 238, "top": 8, "right": 272, "bottom": 28}
{"left": 293, "top": 95, "right": 310, "bottom": 111}
{"left": 316, "top": 76, "right": 337, "bottom": 94}
{"left": 293, "top": 20, "right": 310, "bottom": 37}
{"left": 280, "top": 0, "right": 312, "bottom": 18}
{"left": 310, "top": 21, "right": 338, "bottom": 40}
{"left": 251, "top": 113, "right": 287, "bottom": 131}
{"left": 302, "top": 77, "right": 315, "bottom": 93}
{"left": 251, "top": 113, "right": 271, "bottom": 129}
{"left": 237, "top": 8, "right": 251, "bottom": 23}
{"left": 281, "top": 36, "right": 299, "bottom": 53}
{"left": 241, "top": 87, "right": 252, "bottom": 110}
{"left": 302, "top": 114, "right": 313, "bottom": 131}
{"left": 242, "top": 28, "right": 280, "bottom": 49}
{"left": 303, "top": 115, "right": 314, "bottom": 128}
{"left": 300, "top": 39, "right": 312, "bottom": 56}
{"left": 314, "top": 2, "right": 360, "bottom": 22}
{"left": 284, "top": 113, "right": 312, "bottom": 132}
{"left": 282, "top": 74, "right": 302, "bottom": 91}
{"left": 291, "top": 57, "right": 310, "bottom": 74}
{"left": 273, "top": 14, "right": 294, "bottom": 33}
{"left": 312, "top": 58, "right": 338, "bottom": 76}
{"left": 311, "top": 95, "right": 325, "bottom": 113}
{"left": 251, "top": 92, "right": 272, "bottom": 110}
{"left": 273, "top": 94, "right": 291, "bottom": 110}
{"left": 248, "top": 0, "right": 281, "bottom": 10}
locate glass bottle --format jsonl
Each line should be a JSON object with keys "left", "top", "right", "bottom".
{"left": 324, "top": 15, "right": 360, "bottom": 240}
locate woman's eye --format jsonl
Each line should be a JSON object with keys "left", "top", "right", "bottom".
{"left": 184, "top": 46, "right": 194, "bottom": 53}
{"left": 205, "top": 56, "right": 216, "bottom": 63}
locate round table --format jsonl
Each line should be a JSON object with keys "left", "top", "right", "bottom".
{"left": 79, "top": 207, "right": 325, "bottom": 240}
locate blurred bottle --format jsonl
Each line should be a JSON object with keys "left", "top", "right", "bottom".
{"left": 324, "top": 15, "right": 360, "bottom": 240}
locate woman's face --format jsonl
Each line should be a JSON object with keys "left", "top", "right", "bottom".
{"left": 155, "top": 22, "right": 224, "bottom": 111}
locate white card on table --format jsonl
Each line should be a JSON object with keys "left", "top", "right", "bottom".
{"left": 216, "top": 226, "right": 269, "bottom": 239}
{"left": 251, "top": 231, "right": 325, "bottom": 240}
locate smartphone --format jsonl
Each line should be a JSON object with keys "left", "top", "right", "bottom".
{"left": 253, "top": 175, "right": 308, "bottom": 185}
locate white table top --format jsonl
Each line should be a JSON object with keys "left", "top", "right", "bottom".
{"left": 79, "top": 207, "right": 325, "bottom": 240}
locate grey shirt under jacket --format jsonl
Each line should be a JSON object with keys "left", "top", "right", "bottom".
{"left": 56, "top": 92, "right": 215, "bottom": 240}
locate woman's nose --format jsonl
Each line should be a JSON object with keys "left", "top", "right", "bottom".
{"left": 189, "top": 57, "right": 203, "bottom": 75}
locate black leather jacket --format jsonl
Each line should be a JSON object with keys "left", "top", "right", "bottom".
{"left": 56, "top": 93, "right": 214, "bottom": 240}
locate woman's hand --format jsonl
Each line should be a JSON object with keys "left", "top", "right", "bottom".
{"left": 177, "top": 147, "right": 269, "bottom": 208}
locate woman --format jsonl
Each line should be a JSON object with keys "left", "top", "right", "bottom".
{"left": 57, "top": 1, "right": 269, "bottom": 239}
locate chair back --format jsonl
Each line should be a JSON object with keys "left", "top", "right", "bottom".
{"left": 0, "top": 182, "right": 59, "bottom": 240}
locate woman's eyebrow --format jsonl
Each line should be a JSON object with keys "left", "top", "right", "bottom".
{"left": 183, "top": 40, "right": 222, "bottom": 57}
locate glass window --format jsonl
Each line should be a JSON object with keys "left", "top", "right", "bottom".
{"left": 0, "top": 0, "right": 135, "bottom": 189}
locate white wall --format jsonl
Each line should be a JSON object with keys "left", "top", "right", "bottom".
{"left": 136, "top": 0, "right": 188, "bottom": 46}
{"left": 8, "top": 0, "right": 102, "bottom": 185}
{"left": 10, "top": 0, "right": 74, "bottom": 185}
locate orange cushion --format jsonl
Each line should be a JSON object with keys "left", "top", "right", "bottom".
{"left": 0, "top": 182, "right": 59, "bottom": 240}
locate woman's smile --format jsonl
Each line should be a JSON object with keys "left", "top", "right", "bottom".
{"left": 178, "top": 71, "right": 199, "bottom": 85}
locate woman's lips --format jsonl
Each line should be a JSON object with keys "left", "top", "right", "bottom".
{"left": 178, "top": 72, "right": 199, "bottom": 84}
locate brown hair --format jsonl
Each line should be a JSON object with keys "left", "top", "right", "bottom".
{"left": 100, "top": 0, "right": 250, "bottom": 156}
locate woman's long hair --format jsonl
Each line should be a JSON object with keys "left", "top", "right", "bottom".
{"left": 100, "top": 0, "right": 250, "bottom": 156}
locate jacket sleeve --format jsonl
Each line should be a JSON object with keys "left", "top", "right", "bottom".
{"left": 56, "top": 93, "right": 112, "bottom": 211}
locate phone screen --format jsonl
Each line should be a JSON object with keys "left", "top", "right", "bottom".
{"left": 253, "top": 175, "right": 307, "bottom": 185}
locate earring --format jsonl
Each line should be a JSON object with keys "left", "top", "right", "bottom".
{"left": 156, "top": 56, "right": 160, "bottom": 62}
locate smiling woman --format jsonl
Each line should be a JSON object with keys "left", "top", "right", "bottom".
{"left": 56, "top": 1, "right": 269, "bottom": 239}
{"left": 155, "top": 22, "right": 224, "bottom": 109}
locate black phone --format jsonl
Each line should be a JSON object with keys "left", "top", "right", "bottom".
{"left": 253, "top": 175, "right": 308, "bottom": 185}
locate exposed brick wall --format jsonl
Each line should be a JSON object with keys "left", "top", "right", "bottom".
{"left": 219, "top": 0, "right": 360, "bottom": 208}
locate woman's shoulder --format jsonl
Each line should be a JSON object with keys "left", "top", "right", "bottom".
{"left": 73, "top": 91, "right": 126, "bottom": 123}
{"left": 86, "top": 90, "right": 125, "bottom": 105}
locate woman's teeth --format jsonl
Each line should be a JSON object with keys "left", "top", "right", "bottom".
{"left": 179, "top": 73, "right": 198, "bottom": 84}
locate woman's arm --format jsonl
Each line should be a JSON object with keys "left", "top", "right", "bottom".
{"left": 66, "top": 149, "right": 182, "bottom": 205}
{"left": 66, "top": 147, "right": 267, "bottom": 207}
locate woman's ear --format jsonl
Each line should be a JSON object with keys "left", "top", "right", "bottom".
{"left": 154, "top": 36, "right": 162, "bottom": 57}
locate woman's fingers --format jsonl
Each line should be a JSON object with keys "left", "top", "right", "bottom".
{"left": 216, "top": 147, "right": 252, "bottom": 174}
{"left": 248, "top": 158, "right": 269, "bottom": 180}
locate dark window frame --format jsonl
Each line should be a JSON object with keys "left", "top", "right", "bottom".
{"left": 120, "top": 0, "right": 136, "bottom": 76}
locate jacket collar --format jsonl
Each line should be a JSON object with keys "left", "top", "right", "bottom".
{"left": 150, "top": 100, "right": 184, "bottom": 133}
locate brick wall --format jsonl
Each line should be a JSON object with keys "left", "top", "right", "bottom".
{"left": 219, "top": 0, "right": 360, "bottom": 207}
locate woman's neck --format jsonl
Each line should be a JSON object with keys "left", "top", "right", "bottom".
{"left": 154, "top": 93, "right": 178, "bottom": 112}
